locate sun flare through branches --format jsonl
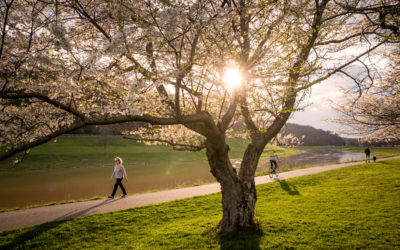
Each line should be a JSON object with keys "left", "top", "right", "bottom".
{"left": 222, "top": 67, "right": 242, "bottom": 90}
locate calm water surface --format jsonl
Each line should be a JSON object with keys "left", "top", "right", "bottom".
{"left": 259, "top": 149, "right": 365, "bottom": 171}
{"left": 0, "top": 149, "right": 364, "bottom": 209}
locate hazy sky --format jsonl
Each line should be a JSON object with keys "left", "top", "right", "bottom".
{"left": 288, "top": 74, "right": 351, "bottom": 135}
{"left": 291, "top": 44, "right": 388, "bottom": 135}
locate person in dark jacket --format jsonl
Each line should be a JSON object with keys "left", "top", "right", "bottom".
{"left": 364, "top": 147, "right": 371, "bottom": 163}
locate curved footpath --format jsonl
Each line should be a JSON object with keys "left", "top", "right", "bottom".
{"left": 1, "top": 156, "right": 399, "bottom": 232}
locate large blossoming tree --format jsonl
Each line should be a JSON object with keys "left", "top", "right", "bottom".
{"left": 1, "top": 0, "right": 398, "bottom": 231}
{"left": 332, "top": 2, "right": 399, "bottom": 143}
{"left": 333, "top": 47, "right": 400, "bottom": 143}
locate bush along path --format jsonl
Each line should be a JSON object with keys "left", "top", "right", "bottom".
{"left": 0, "top": 156, "right": 399, "bottom": 232}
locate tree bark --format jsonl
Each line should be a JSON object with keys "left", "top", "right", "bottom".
{"left": 206, "top": 136, "right": 260, "bottom": 232}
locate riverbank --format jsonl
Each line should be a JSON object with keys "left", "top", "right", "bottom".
{"left": 1, "top": 158, "right": 399, "bottom": 248}
{"left": 296, "top": 145, "right": 400, "bottom": 158}
{"left": 0, "top": 136, "right": 299, "bottom": 171}
{"left": 0, "top": 136, "right": 298, "bottom": 210}
{"left": 0, "top": 154, "right": 387, "bottom": 212}
{"left": 1, "top": 136, "right": 399, "bottom": 209}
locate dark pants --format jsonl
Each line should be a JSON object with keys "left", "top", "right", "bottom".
{"left": 270, "top": 160, "right": 277, "bottom": 170}
{"left": 111, "top": 178, "right": 127, "bottom": 196}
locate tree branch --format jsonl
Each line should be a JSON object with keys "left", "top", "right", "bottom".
{"left": 174, "top": 29, "right": 202, "bottom": 120}
{"left": 0, "top": 91, "right": 86, "bottom": 120}
{"left": 1, "top": 111, "right": 213, "bottom": 161}
{"left": 334, "top": 1, "right": 400, "bottom": 35}
{"left": 239, "top": 95, "right": 258, "bottom": 135}
{"left": 296, "top": 41, "right": 385, "bottom": 92}
{"left": 247, "top": 1, "right": 288, "bottom": 69}
{"left": 0, "top": 121, "right": 85, "bottom": 161}
{"left": 71, "top": 0, "right": 111, "bottom": 41}
{"left": 123, "top": 48, "right": 175, "bottom": 111}
{"left": 122, "top": 135, "right": 205, "bottom": 151}
{"left": 315, "top": 31, "right": 377, "bottom": 46}
{"left": 0, "top": 0, "right": 14, "bottom": 59}
{"left": 218, "top": 92, "right": 239, "bottom": 132}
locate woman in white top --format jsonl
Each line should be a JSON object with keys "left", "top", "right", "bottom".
{"left": 108, "top": 157, "right": 128, "bottom": 199}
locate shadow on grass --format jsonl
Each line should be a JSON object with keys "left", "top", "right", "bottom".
{"left": 376, "top": 161, "right": 391, "bottom": 165}
{"left": 217, "top": 226, "right": 263, "bottom": 250}
{"left": 0, "top": 220, "right": 67, "bottom": 249}
{"left": 278, "top": 179, "right": 300, "bottom": 195}
{"left": 0, "top": 199, "right": 117, "bottom": 249}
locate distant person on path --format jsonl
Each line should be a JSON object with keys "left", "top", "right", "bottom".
{"left": 270, "top": 150, "right": 279, "bottom": 172}
{"left": 365, "top": 147, "right": 371, "bottom": 163}
{"left": 109, "top": 157, "right": 128, "bottom": 199}
{"left": 373, "top": 155, "right": 377, "bottom": 162}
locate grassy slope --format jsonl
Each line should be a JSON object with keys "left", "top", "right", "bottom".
{"left": 1, "top": 137, "right": 399, "bottom": 171}
{"left": 346, "top": 146, "right": 400, "bottom": 158}
{"left": 0, "top": 136, "right": 298, "bottom": 170}
{"left": 296, "top": 145, "right": 400, "bottom": 158}
{"left": 0, "top": 136, "right": 206, "bottom": 170}
{"left": 1, "top": 159, "right": 399, "bottom": 249}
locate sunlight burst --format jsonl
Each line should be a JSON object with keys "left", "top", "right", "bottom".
{"left": 223, "top": 67, "right": 242, "bottom": 89}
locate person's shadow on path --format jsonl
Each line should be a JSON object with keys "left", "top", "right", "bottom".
{"left": 0, "top": 198, "right": 118, "bottom": 249}
{"left": 55, "top": 198, "right": 118, "bottom": 221}
{"left": 278, "top": 179, "right": 300, "bottom": 195}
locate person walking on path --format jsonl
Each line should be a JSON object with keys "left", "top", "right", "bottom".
{"left": 270, "top": 150, "right": 279, "bottom": 172}
{"left": 365, "top": 147, "right": 371, "bottom": 163}
{"left": 109, "top": 157, "right": 128, "bottom": 199}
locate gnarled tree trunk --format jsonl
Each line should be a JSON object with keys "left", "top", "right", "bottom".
{"left": 206, "top": 136, "right": 263, "bottom": 232}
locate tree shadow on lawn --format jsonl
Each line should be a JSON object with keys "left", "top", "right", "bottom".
{"left": 0, "top": 199, "right": 118, "bottom": 249}
{"left": 217, "top": 226, "right": 263, "bottom": 250}
{"left": 278, "top": 179, "right": 300, "bottom": 195}
{"left": 0, "top": 220, "right": 68, "bottom": 249}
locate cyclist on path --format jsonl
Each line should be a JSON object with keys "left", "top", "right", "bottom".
{"left": 270, "top": 150, "right": 279, "bottom": 172}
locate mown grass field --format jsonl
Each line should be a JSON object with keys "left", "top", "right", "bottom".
{"left": 0, "top": 136, "right": 299, "bottom": 171}
{"left": 3, "top": 135, "right": 399, "bottom": 171}
{"left": 1, "top": 159, "right": 399, "bottom": 249}
{"left": 346, "top": 146, "right": 400, "bottom": 158}
{"left": 296, "top": 145, "right": 400, "bottom": 158}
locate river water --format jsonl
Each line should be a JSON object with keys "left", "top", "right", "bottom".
{"left": 0, "top": 149, "right": 364, "bottom": 209}
{"left": 256, "top": 149, "right": 365, "bottom": 172}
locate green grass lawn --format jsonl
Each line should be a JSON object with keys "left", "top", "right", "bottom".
{"left": 1, "top": 159, "right": 399, "bottom": 249}
{"left": 0, "top": 136, "right": 207, "bottom": 170}
{"left": 296, "top": 145, "right": 400, "bottom": 158}
{"left": 2, "top": 135, "right": 398, "bottom": 171}
{"left": 346, "top": 146, "right": 400, "bottom": 158}
{"left": 0, "top": 136, "right": 299, "bottom": 171}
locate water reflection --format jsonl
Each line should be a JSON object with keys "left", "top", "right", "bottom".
{"left": 0, "top": 160, "right": 214, "bottom": 209}
{"left": 266, "top": 149, "right": 364, "bottom": 171}
{"left": 231, "top": 149, "right": 365, "bottom": 172}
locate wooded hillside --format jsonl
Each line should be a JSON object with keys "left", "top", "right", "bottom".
{"left": 282, "top": 123, "right": 346, "bottom": 146}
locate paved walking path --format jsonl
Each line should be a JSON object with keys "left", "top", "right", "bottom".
{"left": 1, "top": 156, "right": 399, "bottom": 232}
